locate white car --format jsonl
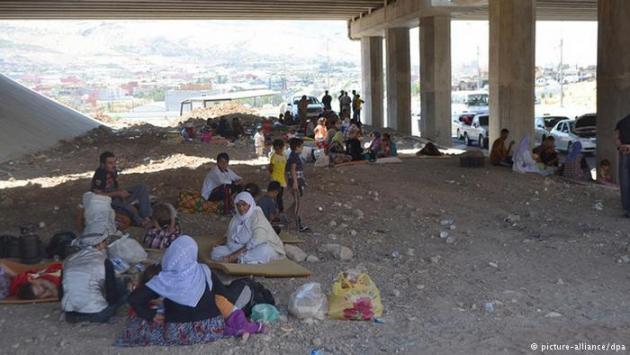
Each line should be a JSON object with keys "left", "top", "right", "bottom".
{"left": 534, "top": 115, "right": 568, "bottom": 144}
{"left": 549, "top": 114, "right": 596, "bottom": 153}
{"left": 282, "top": 95, "right": 324, "bottom": 120}
{"left": 459, "top": 113, "right": 489, "bottom": 148}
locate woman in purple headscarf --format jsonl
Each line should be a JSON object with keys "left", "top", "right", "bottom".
{"left": 561, "top": 141, "right": 592, "bottom": 181}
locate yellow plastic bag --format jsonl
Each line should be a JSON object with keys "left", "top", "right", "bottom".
{"left": 327, "top": 272, "right": 383, "bottom": 320}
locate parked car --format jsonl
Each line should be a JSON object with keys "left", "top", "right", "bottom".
{"left": 549, "top": 114, "right": 596, "bottom": 153}
{"left": 535, "top": 115, "right": 568, "bottom": 144}
{"left": 282, "top": 95, "right": 324, "bottom": 121}
{"left": 459, "top": 112, "right": 489, "bottom": 148}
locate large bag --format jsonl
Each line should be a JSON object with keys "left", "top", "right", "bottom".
{"left": 288, "top": 282, "right": 327, "bottom": 320}
{"left": 224, "top": 278, "right": 275, "bottom": 317}
{"left": 107, "top": 235, "right": 148, "bottom": 264}
{"left": 327, "top": 272, "right": 383, "bottom": 321}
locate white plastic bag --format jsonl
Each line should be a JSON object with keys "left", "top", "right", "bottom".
{"left": 108, "top": 235, "right": 147, "bottom": 264}
{"left": 82, "top": 192, "right": 117, "bottom": 236}
{"left": 288, "top": 282, "right": 328, "bottom": 320}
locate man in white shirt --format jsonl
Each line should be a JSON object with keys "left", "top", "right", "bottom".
{"left": 201, "top": 153, "right": 244, "bottom": 214}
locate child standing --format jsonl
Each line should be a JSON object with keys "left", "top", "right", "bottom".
{"left": 269, "top": 139, "right": 287, "bottom": 213}
{"left": 254, "top": 127, "right": 265, "bottom": 157}
{"left": 286, "top": 138, "right": 309, "bottom": 232}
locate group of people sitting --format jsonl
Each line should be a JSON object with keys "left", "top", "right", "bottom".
{"left": 490, "top": 129, "right": 612, "bottom": 184}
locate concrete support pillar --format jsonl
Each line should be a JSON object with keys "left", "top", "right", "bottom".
{"left": 385, "top": 27, "right": 411, "bottom": 134}
{"left": 597, "top": 0, "right": 630, "bottom": 182}
{"left": 488, "top": 0, "right": 536, "bottom": 145}
{"left": 420, "top": 15, "right": 452, "bottom": 147}
{"left": 361, "top": 36, "right": 384, "bottom": 128}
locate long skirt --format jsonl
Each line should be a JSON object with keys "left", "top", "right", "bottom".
{"left": 114, "top": 315, "right": 224, "bottom": 347}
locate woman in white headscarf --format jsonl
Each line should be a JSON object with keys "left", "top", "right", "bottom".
{"left": 512, "top": 136, "right": 551, "bottom": 176}
{"left": 211, "top": 192, "right": 286, "bottom": 264}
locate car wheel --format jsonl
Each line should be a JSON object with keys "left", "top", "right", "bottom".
{"left": 457, "top": 129, "right": 462, "bottom": 140}
{"left": 464, "top": 133, "right": 471, "bottom": 146}
{"left": 566, "top": 141, "right": 572, "bottom": 153}
{"left": 479, "top": 135, "right": 485, "bottom": 148}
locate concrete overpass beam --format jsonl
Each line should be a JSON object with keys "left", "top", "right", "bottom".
{"left": 361, "top": 36, "right": 384, "bottom": 128}
{"left": 419, "top": 15, "right": 452, "bottom": 147}
{"left": 597, "top": 0, "right": 630, "bottom": 182}
{"left": 386, "top": 27, "right": 411, "bottom": 133}
{"left": 488, "top": 0, "right": 536, "bottom": 147}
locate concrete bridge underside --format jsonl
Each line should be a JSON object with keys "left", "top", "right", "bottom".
{"left": 1, "top": 0, "right": 628, "bottom": 183}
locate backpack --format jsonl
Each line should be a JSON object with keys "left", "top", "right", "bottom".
{"left": 224, "top": 278, "right": 275, "bottom": 316}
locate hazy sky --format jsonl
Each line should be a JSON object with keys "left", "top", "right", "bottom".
{"left": 1, "top": 20, "right": 598, "bottom": 69}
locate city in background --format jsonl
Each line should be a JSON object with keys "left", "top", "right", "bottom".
{"left": 0, "top": 20, "right": 597, "bottom": 132}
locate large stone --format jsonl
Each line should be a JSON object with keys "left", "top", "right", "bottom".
{"left": 285, "top": 244, "right": 307, "bottom": 262}
{"left": 321, "top": 243, "right": 354, "bottom": 261}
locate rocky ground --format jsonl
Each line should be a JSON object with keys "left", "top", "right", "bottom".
{"left": 1, "top": 123, "right": 629, "bottom": 355}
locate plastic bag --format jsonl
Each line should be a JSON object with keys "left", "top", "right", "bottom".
{"left": 108, "top": 235, "right": 148, "bottom": 264}
{"left": 327, "top": 272, "right": 383, "bottom": 321}
{"left": 288, "top": 282, "right": 327, "bottom": 320}
{"left": 250, "top": 304, "right": 280, "bottom": 323}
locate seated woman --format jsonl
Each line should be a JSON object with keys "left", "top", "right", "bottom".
{"left": 327, "top": 131, "right": 352, "bottom": 165}
{"left": 117, "top": 235, "right": 262, "bottom": 347}
{"left": 364, "top": 131, "right": 382, "bottom": 161}
{"left": 380, "top": 133, "right": 398, "bottom": 158}
{"left": 560, "top": 142, "right": 592, "bottom": 181}
{"left": 512, "top": 136, "right": 551, "bottom": 176}
{"left": 0, "top": 261, "right": 62, "bottom": 300}
{"left": 143, "top": 202, "right": 181, "bottom": 250}
{"left": 211, "top": 192, "right": 286, "bottom": 264}
{"left": 345, "top": 126, "right": 363, "bottom": 161}
{"left": 62, "top": 232, "right": 128, "bottom": 323}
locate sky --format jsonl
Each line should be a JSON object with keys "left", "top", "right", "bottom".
{"left": 0, "top": 20, "right": 598, "bottom": 70}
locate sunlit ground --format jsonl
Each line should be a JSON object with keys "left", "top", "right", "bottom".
{"left": 0, "top": 154, "right": 270, "bottom": 190}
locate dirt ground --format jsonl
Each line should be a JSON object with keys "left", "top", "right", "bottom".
{"left": 1, "top": 124, "right": 629, "bottom": 355}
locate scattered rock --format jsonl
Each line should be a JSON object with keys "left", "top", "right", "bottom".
{"left": 544, "top": 311, "right": 563, "bottom": 318}
{"left": 449, "top": 224, "right": 457, "bottom": 230}
{"left": 593, "top": 201, "right": 604, "bottom": 211}
{"left": 406, "top": 248, "right": 415, "bottom": 256}
{"left": 329, "top": 220, "right": 337, "bottom": 227}
{"left": 353, "top": 209, "right": 364, "bottom": 219}
{"left": 429, "top": 255, "right": 441, "bottom": 264}
{"left": 392, "top": 289, "right": 401, "bottom": 297}
{"left": 38, "top": 221, "right": 46, "bottom": 228}
{"left": 306, "top": 255, "right": 320, "bottom": 263}
{"left": 439, "top": 231, "right": 449, "bottom": 239}
{"left": 312, "top": 337, "right": 323, "bottom": 347}
{"left": 391, "top": 250, "right": 401, "bottom": 259}
{"left": 446, "top": 236, "right": 457, "bottom": 244}
{"left": 285, "top": 244, "right": 307, "bottom": 262}
{"left": 488, "top": 262, "right": 499, "bottom": 268}
{"left": 619, "top": 255, "right": 630, "bottom": 264}
{"left": 484, "top": 303, "right": 494, "bottom": 313}
{"left": 505, "top": 214, "right": 520, "bottom": 224}
{"left": 317, "top": 207, "right": 324, "bottom": 212}
{"left": 557, "top": 278, "right": 565, "bottom": 285}
{"left": 320, "top": 244, "right": 353, "bottom": 261}
{"left": 416, "top": 284, "right": 425, "bottom": 290}
{"left": 440, "top": 219, "right": 453, "bottom": 226}
{"left": 350, "top": 230, "right": 357, "bottom": 236}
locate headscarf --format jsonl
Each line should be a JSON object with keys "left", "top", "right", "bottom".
{"left": 325, "top": 129, "right": 336, "bottom": 146}
{"left": 512, "top": 136, "right": 541, "bottom": 174}
{"left": 333, "top": 131, "right": 344, "bottom": 145}
{"left": 566, "top": 141, "right": 583, "bottom": 163}
{"left": 229, "top": 192, "right": 257, "bottom": 245}
{"left": 146, "top": 235, "right": 212, "bottom": 307}
{"left": 72, "top": 231, "right": 109, "bottom": 248}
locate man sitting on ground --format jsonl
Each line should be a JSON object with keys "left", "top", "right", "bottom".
{"left": 490, "top": 129, "right": 515, "bottom": 166}
{"left": 533, "top": 136, "right": 559, "bottom": 168}
{"left": 201, "top": 153, "right": 245, "bottom": 215}
{"left": 91, "top": 151, "right": 153, "bottom": 227}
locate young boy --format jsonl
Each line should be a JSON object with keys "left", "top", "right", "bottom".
{"left": 143, "top": 202, "right": 181, "bottom": 250}
{"left": 259, "top": 181, "right": 283, "bottom": 234}
{"left": 254, "top": 126, "right": 265, "bottom": 157}
{"left": 599, "top": 159, "right": 615, "bottom": 186}
{"left": 286, "top": 138, "right": 309, "bottom": 232}
{"left": 269, "top": 139, "right": 287, "bottom": 213}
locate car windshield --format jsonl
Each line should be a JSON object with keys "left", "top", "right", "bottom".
{"left": 545, "top": 116, "right": 567, "bottom": 128}
{"left": 478, "top": 116, "right": 489, "bottom": 126}
{"left": 467, "top": 94, "right": 489, "bottom": 106}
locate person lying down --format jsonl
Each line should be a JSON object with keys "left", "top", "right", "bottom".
{"left": 211, "top": 192, "right": 286, "bottom": 264}
{"left": 0, "top": 261, "right": 62, "bottom": 300}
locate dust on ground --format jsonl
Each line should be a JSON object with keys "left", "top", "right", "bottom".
{"left": 1, "top": 121, "right": 629, "bottom": 355}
